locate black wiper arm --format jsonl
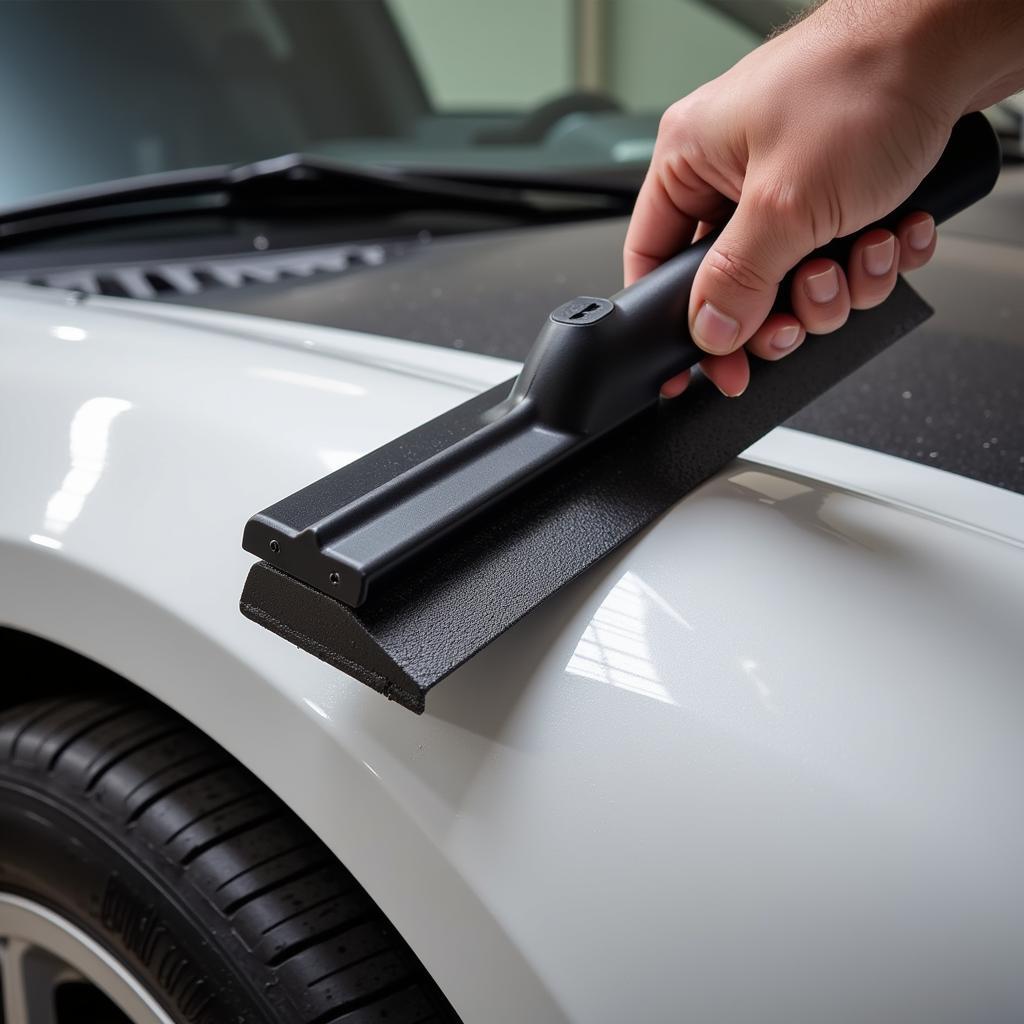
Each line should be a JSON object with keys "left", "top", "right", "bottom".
{"left": 0, "top": 154, "right": 631, "bottom": 246}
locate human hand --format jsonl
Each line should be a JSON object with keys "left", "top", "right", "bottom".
{"left": 623, "top": 1, "right": 965, "bottom": 399}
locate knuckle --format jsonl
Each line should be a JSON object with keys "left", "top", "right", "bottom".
{"left": 751, "top": 176, "right": 839, "bottom": 248}
{"left": 658, "top": 95, "right": 698, "bottom": 133}
{"left": 702, "top": 245, "right": 774, "bottom": 296}
{"left": 752, "top": 178, "right": 805, "bottom": 221}
{"left": 657, "top": 94, "right": 708, "bottom": 151}
{"left": 657, "top": 100, "right": 687, "bottom": 139}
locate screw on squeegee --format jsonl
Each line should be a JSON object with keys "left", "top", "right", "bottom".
{"left": 269, "top": 540, "right": 280, "bottom": 553}
{"left": 329, "top": 573, "right": 340, "bottom": 585}
{"left": 548, "top": 296, "right": 614, "bottom": 326}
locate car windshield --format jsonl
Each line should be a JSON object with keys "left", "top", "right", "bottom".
{"left": 0, "top": 0, "right": 803, "bottom": 209}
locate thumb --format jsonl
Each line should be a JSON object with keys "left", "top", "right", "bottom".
{"left": 689, "top": 188, "right": 813, "bottom": 355}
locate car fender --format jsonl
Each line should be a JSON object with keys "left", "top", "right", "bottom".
{"left": 2, "top": 282, "right": 1024, "bottom": 1023}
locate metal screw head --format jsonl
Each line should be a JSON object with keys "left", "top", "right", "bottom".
{"left": 269, "top": 539, "right": 280, "bottom": 554}
{"left": 329, "top": 572, "right": 340, "bottom": 585}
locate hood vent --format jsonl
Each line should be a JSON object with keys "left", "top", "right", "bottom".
{"left": 6, "top": 241, "right": 393, "bottom": 300}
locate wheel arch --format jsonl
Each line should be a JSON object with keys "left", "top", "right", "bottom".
{"left": 0, "top": 543, "right": 555, "bottom": 1023}
{"left": 0, "top": 624, "right": 142, "bottom": 712}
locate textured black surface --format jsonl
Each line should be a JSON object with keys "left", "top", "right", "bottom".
{"left": 789, "top": 328, "right": 1024, "bottom": 493}
{"left": 173, "top": 193, "right": 1024, "bottom": 494}
{"left": 241, "top": 281, "right": 931, "bottom": 712}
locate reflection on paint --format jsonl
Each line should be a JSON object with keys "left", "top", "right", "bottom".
{"left": 303, "top": 697, "right": 330, "bottom": 720}
{"left": 728, "top": 470, "right": 813, "bottom": 503}
{"left": 740, "top": 657, "right": 777, "bottom": 712}
{"left": 50, "top": 325, "right": 88, "bottom": 342}
{"left": 248, "top": 367, "right": 365, "bottom": 397}
{"left": 567, "top": 571, "right": 678, "bottom": 706}
{"left": 729, "top": 467, "right": 860, "bottom": 547}
{"left": 42, "top": 397, "right": 132, "bottom": 539}
{"left": 29, "top": 533, "right": 62, "bottom": 550}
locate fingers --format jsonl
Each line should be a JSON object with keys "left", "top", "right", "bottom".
{"left": 624, "top": 176, "right": 735, "bottom": 286}
{"left": 624, "top": 167, "right": 700, "bottom": 286}
{"left": 896, "top": 212, "right": 936, "bottom": 271}
{"left": 791, "top": 258, "right": 851, "bottom": 334}
{"left": 661, "top": 213, "right": 938, "bottom": 399}
{"left": 658, "top": 351, "right": 749, "bottom": 401}
{"left": 660, "top": 369, "right": 691, "bottom": 399}
{"left": 846, "top": 228, "right": 899, "bottom": 310}
{"left": 789, "top": 215, "right": 936, "bottom": 329}
{"left": 746, "top": 314, "right": 806, "bottom": 361}
{"left": 699, "top": 349, "right": 750, "bottom": 398}
{"left": 688, "top": 187, "right": 814, "bottom": 357}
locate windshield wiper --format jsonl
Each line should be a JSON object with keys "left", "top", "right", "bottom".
{"left": 0, "top": 155, "right": 636, "bottom": 246}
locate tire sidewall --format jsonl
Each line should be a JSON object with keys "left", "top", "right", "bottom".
{"left": 0, "top": 769, "right": 276, "bottom": 1024}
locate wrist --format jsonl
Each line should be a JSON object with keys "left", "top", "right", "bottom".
{"left": 907, "top": 0, "right": 1024, "bottom": 113}
{"left": 814, "top": 0, "right": 1024, "bottom": 119}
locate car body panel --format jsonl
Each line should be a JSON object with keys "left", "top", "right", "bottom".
{"left": 2, "top": 282, "right": 1023, "bottom": 1023}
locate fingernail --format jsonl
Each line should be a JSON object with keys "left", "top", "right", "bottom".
{"left": 863, "top": 235, "right": 895, "bottom": 277}
{"left": 805, "top": 265, "right": 839, "bottom": 304}
{"left": 693, "top": 301, "right": 740, "bottom": 354}
{"left": 908, "top": 217, "right": 935, "bottom": 251}
{"left": 769, "top": 324, "right": 800, "bottom": 352}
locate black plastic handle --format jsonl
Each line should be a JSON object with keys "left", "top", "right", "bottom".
{"left": 512, "top": 110, "right": 1001, "bottom": 435}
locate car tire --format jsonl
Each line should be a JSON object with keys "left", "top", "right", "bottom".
{"left": 0, "top": 694, "right": 458, "bottom": 1024}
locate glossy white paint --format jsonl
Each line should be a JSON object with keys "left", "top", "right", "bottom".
{"left": 1, "top": 281, "right": 1023, "bottom": 1024}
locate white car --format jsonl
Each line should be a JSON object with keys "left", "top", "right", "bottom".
{"left": 1, "top": 3, "right": 1023, "bottom": 1023}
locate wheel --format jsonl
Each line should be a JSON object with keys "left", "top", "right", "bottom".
{"left": 0, "top": 694, "right": 459, "bottom": 1024}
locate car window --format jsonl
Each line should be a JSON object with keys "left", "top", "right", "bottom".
{"left": 387, "top": 0, "right": 762, "bottom": 113}
{"left": 0, "top": 0, "right": 796, "bottom": 208}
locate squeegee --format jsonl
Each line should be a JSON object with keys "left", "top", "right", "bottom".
{"left": 240, "top": 112, "right": 1001, "bottom": 713}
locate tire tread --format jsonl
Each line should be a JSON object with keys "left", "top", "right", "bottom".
{"left": 0, "top": 695, "right": 455, "bottom": 1024}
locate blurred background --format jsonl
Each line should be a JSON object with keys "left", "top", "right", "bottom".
{"left": 388, "top": 0, "right": 763, "bottom": 113}
{"left": 3, "top": 0, "right": 1020, "bottom": 205}
{"left": 0, "top": 1, "right": 815, "bottom": 203}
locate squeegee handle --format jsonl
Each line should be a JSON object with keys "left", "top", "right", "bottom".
{"left": 514, "top": 111, "right": 1001, "bottom": 435}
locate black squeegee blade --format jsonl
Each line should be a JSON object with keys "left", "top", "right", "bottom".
{"left": 241, "top": 279, "right": 931, "bottom": 713}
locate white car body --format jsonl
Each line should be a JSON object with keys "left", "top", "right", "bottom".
{"left": 2, "top": 279, "right": 1022, "bottom": 1023}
